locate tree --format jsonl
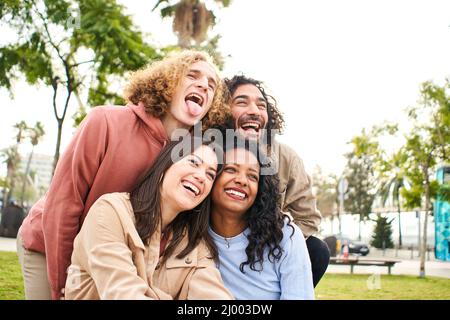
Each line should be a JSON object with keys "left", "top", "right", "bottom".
{"left": 152, "top": 0, "right": 231, "bottom": 69}
{"left": 1, "top": 146, "right": 21, "bottom": 207}
{"left": 14, "top": 171, "right": 38, "bottom": 208}
{"left": 1, "top": 0, "right": 160, "bottom": 174}
{"left": 2, "top": 121, "right": 29, "bottom": 205}
{"left": 402, "top": 80, "right": 450, "bottom": 278}
{"left": 152, "top": 0, "right": 231, "bottom": 48}
{"left": 377, "top": 149, "right": 409, "bottom": 248}
{"left": 370, "top": 215, "right": 394, "bottom": 249}
{"left": 20, "top": 121, "right": 45, "bottom": 207}
{"left": 312, "top": 166, "right": 338, "bottom": 219}
{"left": 343, "top": 130, "right": 378, "bottom": 240}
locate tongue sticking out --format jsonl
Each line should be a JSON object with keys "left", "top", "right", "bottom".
{"left": 186, "top": 100, "right": 203, "bottom": 117}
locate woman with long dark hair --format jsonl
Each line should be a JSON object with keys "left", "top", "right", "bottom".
{"left": 208, "top": 139, "right": 314, "bottom": 299}
{"left": 64, "top": 137, "right": 233, "bottom": 300}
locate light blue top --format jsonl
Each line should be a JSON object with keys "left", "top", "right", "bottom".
{"left": 209, "top": 220, "right": 315, "bottom": 300}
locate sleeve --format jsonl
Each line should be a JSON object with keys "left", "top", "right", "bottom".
{"left": 282, "top": 151, "right": 322, "bottom": 238}
{"left": 278, "top": 224, "right": 315, "bottom": 300}
{"left": 185, "top": 249, "right": 234, "bottom": 300}
{"left": 42, "top": 108, "right": 109, "bottom": 300}
{"left": 77, "top": 198, "right": 153, "bottom": 300}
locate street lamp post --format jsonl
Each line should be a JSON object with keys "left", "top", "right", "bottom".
{"left": 338, "top": 178, "right": 348, "bottom": 236}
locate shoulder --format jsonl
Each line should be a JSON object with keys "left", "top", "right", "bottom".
{"left": 274, "top": 141, "right": 310, "bottom": 185}
{"left": 86, "top": 192, "right": 133, "bottom": 226}
{"left": 275, "top": 141, "right": 305, "bottom": 165}
{"left": 84, "top": 105, "right": 135, "bottom": 125}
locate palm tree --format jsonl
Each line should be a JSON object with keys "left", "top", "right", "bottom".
{"left": 1, "top": 146, "right": 21, "bottom": 206}
{"left": 152, "top": 0, "right": 231, "bottom": 48}
{"left": 2, "top": 121, "right": 28, "bottom": 205}
{"left": 20, "top": 122, "right": 45, "bottom": 207}
{"left": 13, "top": 121, "right": 28, "bottom": 145}
{"left": 377, "top": 150, "right": 408, "bottom": 248}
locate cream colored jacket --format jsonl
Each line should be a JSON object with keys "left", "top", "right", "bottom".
{"left": 65, "top": 192, "right": 233, "bottom": 300}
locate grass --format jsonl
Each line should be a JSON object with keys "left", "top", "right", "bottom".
{"left": 0, "top": 251, "right": 449, "bottom": 300}
{"left": 315, "top": 273, "right": 450, "bottom": 300}
{"left": 0, "top": 251, "right": 24, "bottom": 300}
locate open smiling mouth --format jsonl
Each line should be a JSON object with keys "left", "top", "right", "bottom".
{"left": 185, "top": 93, "right": 205, "bottom": 117}
{"left": 182, "top": 180, "right": 200, "bottom": 196}
{"left": 225, "top": 188, "right": 247, "bottom": 200}
{"left": 240, "top": 121, "right": 261, "bottom": 134}
{"left": 185, "top": 93, "right": 204, "bottom": 107}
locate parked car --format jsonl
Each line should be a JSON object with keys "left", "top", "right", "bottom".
{"left": 339, "top": 236, "right": 370, "bottom": 256}
{"left": 323, "top": 235, "right": 370, "bottom": 256}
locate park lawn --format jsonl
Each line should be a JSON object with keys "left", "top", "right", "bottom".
{"left": 315, "top": 273, "right": 450, "bottom": 300}
{"left": 0, "top": 251, "right": 24, "bottom": 300}
{"left": 0, "top": 251, "right": 449, "bottom": 300}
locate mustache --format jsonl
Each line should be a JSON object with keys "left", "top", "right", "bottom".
{"left": 237, "top": 114, "right": 265, "bottom": 127}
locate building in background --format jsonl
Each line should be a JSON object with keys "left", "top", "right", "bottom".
{"left": 18, "top": 153, "right": 53, "bottom": 201}
{"left": 434, "top": 164, "right": 450, "bottom": 262}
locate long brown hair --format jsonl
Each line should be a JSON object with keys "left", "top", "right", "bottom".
{"left": 130, "top": 136, "right": 222, "bottom": 263}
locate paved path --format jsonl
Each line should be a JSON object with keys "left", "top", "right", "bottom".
{"left": 327, "top": 259, "right": 450, "bottom": 279}
{"left": 0, "top": 237, "right": 17, "bottom": 252}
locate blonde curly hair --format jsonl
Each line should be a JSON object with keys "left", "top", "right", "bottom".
{"left": 124, "top": 50, "right": 230, "bottom": 130}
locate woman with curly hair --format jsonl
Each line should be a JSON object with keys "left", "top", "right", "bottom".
{"left": 65, "top": 137, "right": 233, "bottom": 300}
{"left": 208, "top": 139, "right": 314, "bottom": 299}
{"left": 17, "top": 50, "right": 230, "bottom": 300}
{"left": 224, "top": 75, "right": 329, "bottom": 288}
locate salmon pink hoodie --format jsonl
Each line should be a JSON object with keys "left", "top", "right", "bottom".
{"left": 19, "top": 102, "right": 168, "bottom": 299}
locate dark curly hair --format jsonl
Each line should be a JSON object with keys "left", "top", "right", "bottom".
{"left": 217, "top": 137, "right": 294, "bottom": 273}
{"left": 224, "top": 75, "right": 285, "bottom": 146}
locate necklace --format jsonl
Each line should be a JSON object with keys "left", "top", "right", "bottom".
{"left": 224, "top": 237, "right": 231, "bottom": 249}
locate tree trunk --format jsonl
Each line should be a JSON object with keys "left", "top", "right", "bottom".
{"left": 358, "top": 214, "right": 362, "bottom": 241}
{"left": 20, "top": 147, "right": 34, "bottom": 207}
{"left": 419, "top": 180, "right": 430, "bottom": 278}
{"left": 6, "top": 165, "right": 16, "bottom": 205}
{"left": 52, "top": 120, "right": 63, "bottom": 177}
{"left": 1, "top": 186, "right": 7, "bottom": 210}
{"left": 397, "top": 200, "right": 403, "bottom": 248}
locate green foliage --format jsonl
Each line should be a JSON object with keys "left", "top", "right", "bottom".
{"left": 438, "top": 182, "right": 450, "bottom": 201}
{"left": 370, "top": 215, "right": 394, "bottom": 249}
{"left": 401, "top": 80, "right": 450, "bottom": 210}
{"left": 376, "top": 150, "right": 408, "bottom": 205}
{"left": 312, "top": 166, "right": 338, "bottom": 218}
{"left": 151, "top": 0, "right": 230, "bottom": 68}
{"left": 343, "top": 151, "right": 375, "bottom": 220}
{"left": 0, "top": 0, "right": 161, "bottom": 171}
{"left": 344, "top": 130, "right": 378, "bottom": 220}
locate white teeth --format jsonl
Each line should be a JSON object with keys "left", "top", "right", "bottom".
{"left": 242, "top": 122, "right": 260, "bottom": 129}
{"left": 225, "top": 189, "right": 246, "bottom": 199}
{"left": 182, "top": 181, "right": 200, "bottom": 196}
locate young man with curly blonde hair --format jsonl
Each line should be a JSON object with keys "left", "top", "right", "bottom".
{"left": 17, "top": 50, "right": 230, "bottom": 300}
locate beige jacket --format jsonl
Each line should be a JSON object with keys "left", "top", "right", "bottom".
{"left": 65, "top": 193, "right": 233, "bottom": 300}
{"left": 272, "top": 141, "right": 322, "bottom": 238}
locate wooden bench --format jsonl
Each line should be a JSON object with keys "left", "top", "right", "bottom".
{"left": 329, "top": 256, "right": 401, "bottom": 275}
